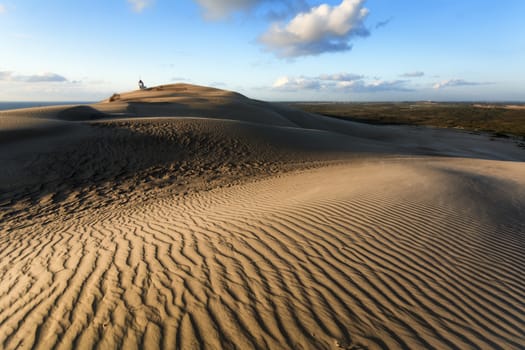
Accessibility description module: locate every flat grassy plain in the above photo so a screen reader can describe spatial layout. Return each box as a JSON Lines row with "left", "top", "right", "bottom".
{"left": 288, "top": 102, "right": 525, "bottom": 138}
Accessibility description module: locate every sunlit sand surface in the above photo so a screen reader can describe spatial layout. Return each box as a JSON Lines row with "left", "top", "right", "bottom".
{"left": 1, "top": 84, "right": 524, "bottom": 349}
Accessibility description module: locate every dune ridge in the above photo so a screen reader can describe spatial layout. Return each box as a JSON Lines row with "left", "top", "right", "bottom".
{"left": 1, "top": 84, "right": 524, "bottom": 349}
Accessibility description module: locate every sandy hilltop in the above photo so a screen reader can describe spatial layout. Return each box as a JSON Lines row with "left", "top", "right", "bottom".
{"left": 0, "top": 84, "right": 524, "bottom": 349}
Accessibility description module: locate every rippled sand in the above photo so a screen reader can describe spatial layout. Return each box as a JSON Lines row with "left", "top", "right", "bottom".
{"left": 1, "top": 84, "right": 524, "bottom": 349}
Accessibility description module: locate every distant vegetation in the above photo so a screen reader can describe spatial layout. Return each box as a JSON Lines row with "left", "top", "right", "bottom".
{"left": 288, "top": 102, "right": 525, "bottom": 138}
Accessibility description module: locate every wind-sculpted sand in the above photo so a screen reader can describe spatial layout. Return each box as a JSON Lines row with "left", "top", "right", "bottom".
{"left": 1, "top": 84, "right": 524, "bottom": 349}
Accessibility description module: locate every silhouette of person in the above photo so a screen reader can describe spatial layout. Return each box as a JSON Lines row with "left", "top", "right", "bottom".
{"left": 138, "top": 80, "right": 146, "bottom": 90}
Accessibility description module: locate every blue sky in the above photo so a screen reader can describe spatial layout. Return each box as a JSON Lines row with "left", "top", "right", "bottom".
{"left": 0, "top": 0, "right": 524, "bottom": 101}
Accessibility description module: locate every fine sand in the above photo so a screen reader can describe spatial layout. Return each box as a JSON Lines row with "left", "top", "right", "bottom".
{"left": 1, "top": 84, "right": 524, "bottom": 349}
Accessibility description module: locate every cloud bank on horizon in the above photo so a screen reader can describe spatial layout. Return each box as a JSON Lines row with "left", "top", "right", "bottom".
{"left": 273, "top": 74, "right": 411, "bottom": 93}
{"left": 0, "top": 71, "right": 68, "bottom": 83}
{"left": 433, "top": 79, "right": 493, "bottom": 90}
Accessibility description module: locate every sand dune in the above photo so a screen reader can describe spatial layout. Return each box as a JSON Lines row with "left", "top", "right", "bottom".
{"left": 1, "top": 84, "right": 524, "bottom": 349}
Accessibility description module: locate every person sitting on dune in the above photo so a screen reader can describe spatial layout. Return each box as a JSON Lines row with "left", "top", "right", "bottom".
{"left": 138, "top": 80, "right": 146, "bottom": 90}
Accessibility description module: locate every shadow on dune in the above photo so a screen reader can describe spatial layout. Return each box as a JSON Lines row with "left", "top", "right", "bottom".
{"left": 56, "top": 105, "right": 108, "bottom": 121}
{"left": 1, "top": 83, "right": 524, "bottom": 221}
{"left": 1, "top": 118, "right": 349, "bottom": 219}
{"left": 0, "top": 106, "right": 108, "bottom": 145}
{"left": 97, "top": 96, "right": 525, "bottom": 163}
{"left": 2, "top": 113, "right": 522, "bottom": 207}
{"left": 0, "top": 122, "right": 72, "bottom": 145}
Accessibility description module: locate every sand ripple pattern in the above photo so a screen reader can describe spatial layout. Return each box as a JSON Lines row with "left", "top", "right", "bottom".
{"left": 1, "top": 162, "right": 524, "bottom": 349}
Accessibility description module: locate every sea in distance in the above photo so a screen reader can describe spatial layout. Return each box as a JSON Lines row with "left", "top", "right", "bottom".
{"left": 0, "top": 102, "right": 95, "bottom": 111}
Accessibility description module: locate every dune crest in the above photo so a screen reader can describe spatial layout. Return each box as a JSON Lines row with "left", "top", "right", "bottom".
{"left": 1, "top": 84, "right": 524, "bottom": 349}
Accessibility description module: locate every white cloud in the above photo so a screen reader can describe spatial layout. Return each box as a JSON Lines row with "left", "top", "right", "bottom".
{"left": 433, "top": 79, "right": 492, "bottom": 89}
{"left": 272, "top": 73, "right": 411, "bottom": 93}
{"left": 273, "top": 76, "right": 321, "bottom": 91}
{"left": 0, "top": 4, "right": 6, "bottom": 14}
{"left": 0, "top": 71, "right": 68, "bottom": 83}
{"left": 260, "top": 0, "right": 370, "bottom": 57}
{"left": 128, "top": 0, "right": 154, "bottom": 13}
{"left": 400, "top": 71, "right": 424, "bottom": 78}
{"left": 124, "top": 1, "right": 372, "bottom": 58}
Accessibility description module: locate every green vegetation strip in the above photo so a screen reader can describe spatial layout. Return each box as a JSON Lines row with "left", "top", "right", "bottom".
{"left": 288, "top": 102, "right": 525, "bottom": 138}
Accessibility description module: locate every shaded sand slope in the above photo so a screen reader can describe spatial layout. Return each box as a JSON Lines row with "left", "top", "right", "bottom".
{"left": 1, "top": 84, "right": 524, "bottom": 349}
